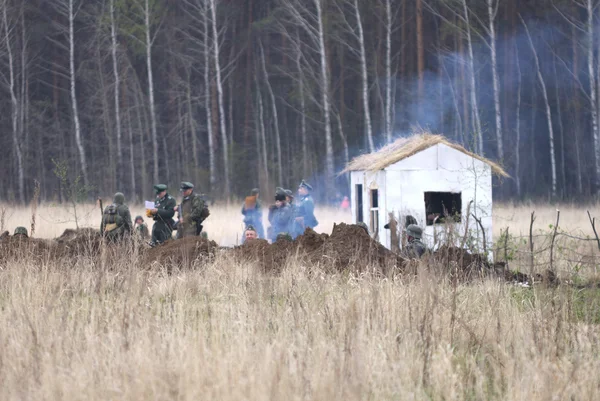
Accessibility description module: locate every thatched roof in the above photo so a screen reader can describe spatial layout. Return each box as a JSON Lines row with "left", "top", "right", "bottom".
{"left": 340, "top": 133, "right": 509, "bottom": 177}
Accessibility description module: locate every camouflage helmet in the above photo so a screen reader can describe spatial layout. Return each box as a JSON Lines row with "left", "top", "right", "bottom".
{"left": 201, "top": 232, "right": 208, "bottom": 239}
{"left": 406, "top": 224, "right": 423, "bottom": 240}
{"left": 113, "top": 192, "right": 125, "bottom": 205}
{"left": 356, "top": 222, "right": 369, "bottom": 234}
{"left": 135, "top": 215, "right": 144, "bottom": 223}
{"left": 14, "top": 226, "right": 28, "bottom": 237}
{"left": 276, "top": 232, "right": 293, "bottom": 241}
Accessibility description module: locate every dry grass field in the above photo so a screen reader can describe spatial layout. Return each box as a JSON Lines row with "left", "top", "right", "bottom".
{"left": 1, "top": 202, "right": 600, "bottom": 400}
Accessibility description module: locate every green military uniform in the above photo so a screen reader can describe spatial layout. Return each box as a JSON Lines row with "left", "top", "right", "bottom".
{"left": 402, "top": 224, "right": 427, "bottom": 259}
{"left": 177, "top": 182, "right": 208, "bottom": 238}
{"left": 100, "top": 192, "right": 132, "bottom": 243}
{"left": 134, "top": 216, "right": 150, "bottom": 240}
{"left": 150, "top": 184, "right": 176, "bottom": 246}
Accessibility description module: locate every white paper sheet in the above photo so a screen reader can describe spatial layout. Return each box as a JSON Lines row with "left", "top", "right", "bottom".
{"left": 144, "top": 201, "right": 155, "bottom": 209}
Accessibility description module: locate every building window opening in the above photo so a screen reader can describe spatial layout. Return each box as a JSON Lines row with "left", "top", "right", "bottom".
{"left": 424, "top": 192, "right": 462, "bottom": 226}
{"left": 370, "top": 189, "right": 379, "bottom": 236}
{"left": 355, "top": 184, "right": 363, "bottom": 223}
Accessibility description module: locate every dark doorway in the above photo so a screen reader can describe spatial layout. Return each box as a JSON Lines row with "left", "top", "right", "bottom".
{"left": 355, "top": 184, "right": 363, "bottom": 223}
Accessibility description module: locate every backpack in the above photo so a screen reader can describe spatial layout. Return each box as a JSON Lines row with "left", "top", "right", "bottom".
{"left": 103, "top": 204, "right": 122, "bottom": 231}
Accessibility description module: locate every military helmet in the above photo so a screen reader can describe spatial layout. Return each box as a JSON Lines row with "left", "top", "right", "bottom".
{"left": 356, "top": 222, "right": 369, "bottom": 234}
{"left": 14, "top": 226, "right": 28, "bottom": 237}
{"left": 135, "top": 215, "right": 144, "bottom": 223}
{"left": 113, "top": 192, "right": 125, "bottom": 205}
{"left": 406, "top": 224, "right": 423, "bottom": 240}
{"left": 201, "top": 232, "right": 208, "bottom": 239}
{"left": 251, "top": 188, "right": 260, "bottom": 195}
{"left": 180, "top": 181, "right": 194, "bottom": 191}
{"left": 154, "top": 184, "right": 167, "bottom": 194}
{"left": 276, "top": 233, "right": 293, "bottom": 241}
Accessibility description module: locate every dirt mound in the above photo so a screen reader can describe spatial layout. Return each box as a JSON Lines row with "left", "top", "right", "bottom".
{"left": 311, "top": 223, "right": 404, "bottom": 273}
{"left": 53, "top": 228, "right": 103, "bottom": 258}
{"left": 233, "top": 224, "right": 404, "bottom": 274}
{"left": 144, "top": 237, "right": 218, "bottom": 268}
{"left": 0, "top": 236, "right": 54, "bottom": 262}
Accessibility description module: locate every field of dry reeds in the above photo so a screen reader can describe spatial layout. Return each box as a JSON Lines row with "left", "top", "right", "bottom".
{"left": 0, "top": 202, "right": 599, "bottom": 400}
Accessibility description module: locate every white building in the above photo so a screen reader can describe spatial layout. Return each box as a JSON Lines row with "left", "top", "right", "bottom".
{"left": 341, "top": 134, "right": 509, "bottom": 255}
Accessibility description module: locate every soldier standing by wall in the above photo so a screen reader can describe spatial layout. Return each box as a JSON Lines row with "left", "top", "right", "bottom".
{"left": 175, "top": 182, "right": 209, "bottom": 239}
{"left": 148, "top": 184, "right": 176, "bottom": 247}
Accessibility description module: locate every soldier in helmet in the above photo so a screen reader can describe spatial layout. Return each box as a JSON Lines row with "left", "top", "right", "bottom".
{"left": 295, "top": 180, "right": 318, "bottom": 234}
{"left": 175, "top": 182, "right": 209, "bottom": 239}
{"left": 13, "top": 226, "right": 29, "bottom": 238}
{"left": 134, "top": 215, "right": 149, "bottom": 240}
{"left": 402, "top": 224, "right": 427, "bottom": 259}
{"left": 276, "top": 232, "right": 293, "bottom": 242}
{"left": 100, "top": 192, "right": 132, "bottom": 243}
{"left": 148, "top": 184, "right": 176, "bottom": 246}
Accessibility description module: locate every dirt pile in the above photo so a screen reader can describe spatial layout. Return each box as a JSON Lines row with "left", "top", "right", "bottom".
{"left": 0, "top": 236, "right": 54, "bottom": 262}
{"left": 144, "top": 237, "right": 218, "bottom": 268}
{"left": 53, "top": 228, "right": 103, "bottom": 258}
{"left": 233, "top": 224, "right": 404, "bottom": 274}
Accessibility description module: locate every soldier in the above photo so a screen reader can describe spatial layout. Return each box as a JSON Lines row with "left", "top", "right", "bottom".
{"left": 268, "top": 188, "right": 293, "bottom": 242}
{"left": 285, "top": 189, "right": 301, "bottom": 239}
{"left": 100, "top": 192, "right": 132, "bottom": 243}
{"left": 276, "top": 232, "right": 293, "bottom": 242}
{"left": 402, "top": 224, "right": 427, "bottom": 259}
{"left": 134, "top": 215, "right": 150, "bottom": 240}
{"left": 13, "top": 226, "right": 29, "bottom": 238}
{"left": 244, "top": 225, "right": 258, "bottom": 242}
{"left": 295, "top": 180, "right": 318, "bottom": 234}
{"left": 175, "top": 182, "right": 209, "bottom": 239}
{"left": 242, "top": 188, "right": 265, "bottom": 239}
{"left": 148, "top": 184, "right": 176, "bottom": 246}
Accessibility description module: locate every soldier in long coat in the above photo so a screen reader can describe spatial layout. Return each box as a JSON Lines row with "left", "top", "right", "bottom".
{"left": 295, "top": 180, "right": 318, "bottom": 234}
{"left": 176, "top": 181, "right": 208, "bottom": 238}
{"left": 149, "top": 184, "right": 176, "bottom": 246}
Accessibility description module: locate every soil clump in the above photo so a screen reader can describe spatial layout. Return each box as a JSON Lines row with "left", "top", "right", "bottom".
{"left": 144, "top": 236, "right": 218, "bottom": 268}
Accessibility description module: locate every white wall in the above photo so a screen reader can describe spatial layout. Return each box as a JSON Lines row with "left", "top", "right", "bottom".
{"left": 350, "top": 170, "right": 388, "bottom": 247}
{"left": 384, "top": 144, "right": 493, "bottom": 255}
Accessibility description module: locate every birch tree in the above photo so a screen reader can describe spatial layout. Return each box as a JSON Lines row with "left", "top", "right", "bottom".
{"left": 209, "top": 0, "right": 230, "bottom": 198}
{"left": 487, "top": 0, "right": 502, "bottom": 160}
{"left": 522, "top": 17, "right": 557, "bottom": 198}
{"left": 110, "top": 0, "right": 123, "bottom": 186}
{"left": 334, "top": 0, "right": 374, "bottom": 151}
{"left": 1, "top": 0, "right": 24, "bottom": 202}
{"left": 280, "top": 0, "right": 334, "bottom": 197}
{"left": 588, "top": 0, "right": 600, "bottom": 194}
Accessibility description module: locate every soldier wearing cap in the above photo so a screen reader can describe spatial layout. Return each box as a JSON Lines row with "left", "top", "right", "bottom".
{"left": 13, "top": 226, "right": 29, "bottom": 238}
{"left": 148, "top": 184, "right": 176, "bottom": 246}
{"left": 242, "top": 188, "right": 265, "bottom": 239}
{"left": 175, "top": 181, "right": 209, "bottom": 239}
{"left": 295, "top": 180, "right": 318, "bottom": 234}
{"left": 100, "top": 192, "right": 132, "bottom": 243}
{"left": 402, "top": 224, "right": 427, "bottom": 259}
{"left": 244, "top": 225, "right": 258, "bottom": 242}
{"left": 268, "top": 188, "right": 294, "bottom": 242}
{"left": 134, "top": 215, "right": 150, "bottom": 240}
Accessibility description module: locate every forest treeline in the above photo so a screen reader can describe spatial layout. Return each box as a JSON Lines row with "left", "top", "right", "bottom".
{"left": 0, "top": 0, "right": 598, "bottom": 203}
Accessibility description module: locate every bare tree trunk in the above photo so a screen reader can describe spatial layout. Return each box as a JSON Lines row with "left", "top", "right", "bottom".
{"left": 585, "top": 0, "right": 600, "bottom": 195}
{"left": 110, "top": 0, "right": 123, "bottom": 184}
{"left": 68, "top": 0, "right": 88, "bottom": 186}
{"left": 209, "top": 0, "right": 230, "bottom": 198}
{"left": 203, "top": 7, "right": 216, "bottom": 190}
{"left": 187, "top": 75, "right": 199, "bottom": 176}
{"left": 335, "top": 112, "right": 349, "bottom": 184}
{"left": 352, "top": 0, "right": 374, "bottom": 152}
{"left": 256, "top": 77, "right": 270, "bottom": 188}
{"left": 259, "top": 41, "right": 283, "bottom": 185}
{"left": 462, "top": 0, "right": 483, "bottom": 155}
{"left": 126, "top": 110, "right": 136, "bottom": 199}
{"left": 384, "top": 0, "right": 393, "bottom": 144}
{"left": 416, "top": 0, "right": 424, "bottom": 106}
{"left": 3, "top": 1, "right": 24, "bottom": 203}
{"left": 315, "top": 0, "right": 334, "bottom": 197}
{"left": 522, "top": 17, "right": 557, "bottom": 199}
{"left": 143, "top": 0, "right": 159, "bottom": 184}
{"left": 552, "top": 56, "right": 566, "bottom": 197}
{"left": 573, "top": 23, "right": 583, "bottom": 194}
{"left": 515, "top": 42, "right": 522, "bottom": 198}
{"left": 296, "top": 32, "right": 308, "bottom": 179}
{"left": 488, "top": 0, "right": 503, "bottom": 160}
